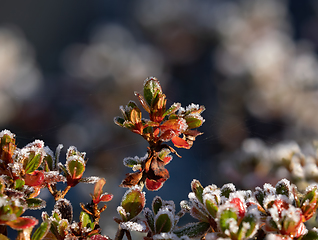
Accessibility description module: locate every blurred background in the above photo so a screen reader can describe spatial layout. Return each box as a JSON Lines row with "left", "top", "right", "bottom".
{"left": 1, "top": 0, "right": 318, "bottom": 236}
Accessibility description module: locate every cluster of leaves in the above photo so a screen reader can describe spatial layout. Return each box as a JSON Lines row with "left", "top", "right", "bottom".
{"left": 0, "top": 130, "right": 112, "bottom": 239}
{"left": 2, "top": 76, "right": 318, "bottom": 240}
{"left": 115, "top": 77, "right": 205, "bottom": 191}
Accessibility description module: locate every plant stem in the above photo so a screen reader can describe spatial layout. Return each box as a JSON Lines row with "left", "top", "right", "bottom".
{"left": 115, "top": 226, "right": 125, "bottom": 240}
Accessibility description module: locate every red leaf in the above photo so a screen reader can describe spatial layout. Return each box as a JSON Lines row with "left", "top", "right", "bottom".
{"left": 229, "top": 198, "right": 246, "bottom": 219}
{"left": 94, "top": 178, "right": 106, "bottom": 201}
{"left": 145, "top": 178, "right": 164, "bottom": 191}
{"left": 159, "top": 130, "right": 176, "bottom": 142}
{"left": 171, "top": 136, "right": 190, "bottom": 149}
{"left": 6, "top": 216, "right": 38, "bottom": 230}
{"left": 99, "top": 193, "right": 113, "bottom": 203}
{"left": 25, "top": 170, "right": 44, "bottom": 187}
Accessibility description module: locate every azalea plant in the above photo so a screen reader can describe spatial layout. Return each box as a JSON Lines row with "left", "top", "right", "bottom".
{"left": 0, "top": 77, "right": 317, "bottom": 240}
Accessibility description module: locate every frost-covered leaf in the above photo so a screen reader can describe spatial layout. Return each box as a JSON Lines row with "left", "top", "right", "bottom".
{"left": 173, "top": 222, "right": 210, "bottom": 238}
{"left": 123, "top": 156, "right": 142, "bottom": 168}
{"left": 66, "top": 156, "right": 85, "bottom": 180}
{"left": 26, "top": 198, "right": 46, "bottom": 210}
{"left": 25, "top": 154, "right": 42, "bottom": 174}
{"left": 171, "top": 136, "right": 190, "bottom": 149}
{"left": 204, "top": 197, "right": 218, "bottom": 218}
{"left": 237, "top": 211, "right": 259, "bottom": 239}
{"left": 145, "top": 178, "right": 165, "bottom": 191}
{"left": 31, "top": 220, "right": 51, "bottom": 240}
{"left": 184, "top": 116, "right": 204, "bottom": 129}
{"left": 191, "top": 180, "right": 204, "bottom": 204}
{"left": 163, "top": 103, "right": 181, "bottom": 117}
{"left": 90, "top": 235, "right": 110, "bottom": 240}
{"left": 121, "top": 187, "right": 146, "bottom": 221}
{"left": 221, "top": 183, "right": 236, "bottom": 198}
{"left": 153, "top": 196, "right": 163, "bottom": 215}
{"left": 114, "top": 116, "right": 125, "bottom": 127}
{"left": 144, "top": 208, "right": 155, "bottom": 232}
{"left": 93, "top": 178, "right": 106, "bottom": 201}
{"left": 143, "top": 77, "right": 162, "bottom": 107}
{"left": 155, "top": 213, "right": 173, "bottom": 233}
{"left": 54, "top": 199, "right": 73, "bottom": 223}
{"left": 57, "top": 219, "right": 68, "bottom": 237}
{"left": 80, "top": 211, "right": 94, "bottom": 229}
{"left": 25, "top": 171, "right": 44, "bottom": 187}
{"left": 6, "top": 216, "right": 38, "bottom": 230}
{"left": 219, "top": 208, "right": 238, "bottom": 234}
{"left": 275, "top": 179, "right": 290, "bottom": 197}
{"left": 120, "top": 220, "right": 147, "bottom": 232}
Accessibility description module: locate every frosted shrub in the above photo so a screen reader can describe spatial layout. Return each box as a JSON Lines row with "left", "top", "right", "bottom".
{"left": 0, "top": 77, "right": 317, "bottom": 240}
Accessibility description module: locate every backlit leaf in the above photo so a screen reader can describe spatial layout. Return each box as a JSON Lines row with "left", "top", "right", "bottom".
{"left": 121, "top": 187, "right": 146, "bottom": 220}
{"left": 25, "top": 154, "right": 42, "bottom": 174}
{"left": 7, "top": 216, "right": 38, "bottom": 230}
{"left": 143, "top": 77, "right": 162, "bottom": 107}
{"left": 155, "top": 213, "right": 172, "bottom": 233}
{"left": 31, "top": 220, "right": 50, "bottom": 240}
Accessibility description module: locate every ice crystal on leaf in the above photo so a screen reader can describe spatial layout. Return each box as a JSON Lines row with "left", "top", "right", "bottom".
{"left": 0, "top": 129, "right": 15, "bottom": 139}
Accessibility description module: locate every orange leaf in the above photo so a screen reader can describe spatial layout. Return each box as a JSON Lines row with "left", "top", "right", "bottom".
{"left": 171, "top": 136, "right": 190, "bottom": 149}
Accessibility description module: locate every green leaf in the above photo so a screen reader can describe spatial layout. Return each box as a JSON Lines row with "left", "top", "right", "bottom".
{"left": 221, "top": 183, "right": 236, "bottom": 198}
{"left": 66, "top": 158, "right": 85, "bottom": 179}
{"left": 25, "top": 154, "right": 42, "bottom": 174}
{"left": 237, "top": 213, "right": 258, "bottom": 239}
{"left": 158, "top": 149, "right": 171, "bottom": 162}
{"left": 121, "top": 188, "right": 145, "bottom": 221}
{"left": 152, "top": 196, "right": 163, "bottom": 215}
{"left": 155, "top": 213, "right": 172, "bottom": 233}
{"left": 14, "top": 178, "right": 25, "bottom": 190}
{"left": 219, "top": 209, "right": 238, "bottom": 233}
{"left": 163, "top": 103, "right": 181, "bottom": 117}
{"left": 144, "top": 208, "right": 155, "bottom": 232}
{"left": 191, "top": 180, "right": 204, "bottom": 204}
{"left": 80, "top": 211, "right": 93, "bottom": 228}
{"left": 275, "top": 179, "right": 290, "bottom": 197}
{"left": 114, "top": 116, "right": 125, "bottom": 127}
{"left": 31, "top": 220, "right": 50, "bottom": 240}
{"left": 57, "top": 219, "right": 68, "bottom": 238}
{"left": 26, "top": 198, "right": 46, "bottom": 210}
{"left": 43, "top": 155, "right": 54, "bottom": 171}
{"left": 185, "top": 116, "right": 203, "bottom": 129}
{"left": 123, "top": 157, "right": 140, "bottom": 168}
{"left": 205, "top": 198, "right": 218, "bottom": 218}
{"left": 93, "top": 178, "right": 106, "bottom": 200}
{"left": 174, "top": 222, "right": 210, "bottom": 238}
{"left": 143, "top": 77, "right": 162, "bottom": 107}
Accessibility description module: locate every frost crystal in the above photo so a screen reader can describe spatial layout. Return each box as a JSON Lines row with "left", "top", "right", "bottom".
{"left": 153, "top": 233, "right": 179, "bottom": 240}
{"left": 80, "top": 176, "right": 100, "bottom": 184}
{"left": 225, "top": 218, "right": 239, "bottom": 234}
{"left": 221, "top": 183, "right": 236, "bottom": 193}
{"left": 0, "top": 129, "right": 15, "bottom": 138}
{"left": 120, "top": 220, "right": 147, "bottom": 232}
